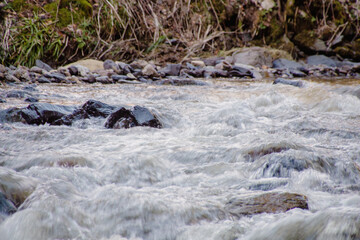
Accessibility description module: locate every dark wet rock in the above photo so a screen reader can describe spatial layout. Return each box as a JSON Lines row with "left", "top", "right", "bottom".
{"left": 104, "top": 59, "right": 120, "bottom": 73}
{"left": 25, "top": 97, "right": 39, "bottom": 103}
{"left": 260, "top": 155, "right": 308, "bottom": 178}
{"left": 68, "top": 65, "right": 79, "bottom": 76}
{"left": 273, "top": 78, "right": 304, "bottom": 88}
{"left": 228, "top": 66, "right": 253, "bottom": 78}
{"left": 289, "top": 69, "right": 307, "bottom": 77}
{"left": 204, "top": 67, "right": 228, "bottom": 78}
{"left": 105, "top": 106, "right": 162, "bottom": 129}
{"left": 21, "top": 103, "right": 75, "bottom": 125}
{"left": 80, "top": 75, "right": 96, "bottom": 84}
{"left": 52, "top": 99, "right": 117, "bottom": 125}
{"left": 44, "top": 72, "right": 67, "bottom": 83}
{"left": 226, "top": 192, "right": 308, "bottom": 217}
{"left": 105, "top": 107, "right": 136, "bottom": 129}
{"left": 80, "top": 99, "right": 116, "bottom": 118}
{"left": 0, "top": 98, "right": 6, "bottom": 103}
{"left": 23, "top": 84, "right": 37, "bottom": 92}
{"left": 273, "top": 58, "right": 304, "bottom": 70}
{"left": 307, "top": 55, "right": 337, "bottom": 67}
{"left": 158, "top": 64, "right": 182, "bottom": 76}
{"left": 0, "top": 108, "right": 23, "bottom": 123}
{"left": 35, "top": 59, "right": 53, "bottom": 72}
{"left": 37, "top": 76, "right": 51, "bottom": 83}
{"left": 202, "top": 57, "right": 224, "bottom": 66}
{"left": 183, "top": 68, "right": 205, "bottom": 78}
{"left": 157, "top": 78, "right": 207, "bottom": 86}
{"left": 6, "top": 90, "right": 28, "bottom": 98}
{"left": 96, "top": 76, "right": 113, "bottom": 84}
{"left": 111, "top": 74, "right": 131, "bottom": 82}
{"left": 0, "top": 192, "right": 17, "bottom": 216}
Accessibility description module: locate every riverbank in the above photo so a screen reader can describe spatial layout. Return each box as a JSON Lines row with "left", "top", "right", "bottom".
{"left": 1, "top": 47, "right": 360, "bottom": 91}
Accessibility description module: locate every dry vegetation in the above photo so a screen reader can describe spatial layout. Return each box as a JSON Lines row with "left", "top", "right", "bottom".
{"left": 1, "top": 0, "right": 360, "bottom": 67}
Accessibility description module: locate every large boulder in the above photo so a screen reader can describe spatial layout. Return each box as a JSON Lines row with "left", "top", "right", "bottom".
{"left": 52, "top": 100, "right": 117, "bottom": 126}
{"left": 231, "top": 47, "right": 291, "bottom": 68}
{"left": 65, "top": 59, "right": 104, "bottom": 72}
{"left": 105, "top": 106, "right": 162, "bottom": 129}
{"left": 20, "top": 103, "right": 75, "bottom": 125}
{"left": 226, "top": 192, "right": 308, "bottom": 217}
{"left": 307, "top": 55, "right": 337, "bottom": 67}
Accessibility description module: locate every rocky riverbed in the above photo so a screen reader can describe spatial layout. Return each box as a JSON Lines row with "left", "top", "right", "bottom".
{"left": 1, "top": 47, "right": 360, "bottom": 90}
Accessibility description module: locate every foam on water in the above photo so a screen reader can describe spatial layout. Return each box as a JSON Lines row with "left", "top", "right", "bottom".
{"left": 0, "top": 80, "right": 360, "bottom": 239}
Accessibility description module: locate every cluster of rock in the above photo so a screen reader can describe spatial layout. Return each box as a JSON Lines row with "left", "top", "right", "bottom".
{"left": 0, "top": 100, "right": 162, "bottom": 129}
{"left": 1, "top": 47, "right": 360, "bottom": 87}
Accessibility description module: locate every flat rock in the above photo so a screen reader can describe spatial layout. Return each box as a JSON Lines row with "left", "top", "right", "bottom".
{"left": 232, "top": 47, "right": 274, "bottom": 67}
{"left": 6, "top": 90, "right": 31, "bottom": 98}
{"left": 307, "top": 55, "right": 337, "bottom": 67}
{"left": 272, "top": 58, "right": 304, "bottom": 70}
{"left": 25, "top": 97, "right": 39, "bottom": 103}
{"left": 130, "top": 60, "right": 149, "bottom": 69}
{"left": 96, "top": 76, "right": 113, "bottom": 84}
{"left": 37, "top": 76, "right": 51, "bottom": 83}
{"left": 273, "top": 78, "right": 304, "bottom": 88}
{"left": 226, "top": 192, "right": 308, "bottom": 217}
{"left": 66, "top": 59, "right": 104, "bottom": 71}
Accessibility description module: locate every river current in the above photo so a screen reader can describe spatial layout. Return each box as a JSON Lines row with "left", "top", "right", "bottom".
{"left": 0, "top": 78, "right": 360, "bottom": 240}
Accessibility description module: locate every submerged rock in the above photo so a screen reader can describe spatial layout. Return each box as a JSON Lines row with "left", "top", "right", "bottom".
{"left": 0, "top": 192, "right": 17, "bottom": 215}
{"left": 273, "top": 78, "right": 304, "bottom": 88}
{"left": 226, "top": 192, "right": 308, "bottom": 217}
{"left": 105, "top": 106, "right": 162, "bottom": 129}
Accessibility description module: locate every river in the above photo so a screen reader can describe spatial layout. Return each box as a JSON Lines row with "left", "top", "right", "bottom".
{"left": 0, "top": 78, "right": 360, "bottom": 240}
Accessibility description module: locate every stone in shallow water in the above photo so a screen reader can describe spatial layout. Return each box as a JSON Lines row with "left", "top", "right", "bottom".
{"left": 273, "top": 78, "right": 304, "bottom": 88}
{"left": 226, "top": 192, "right": 308, "bottom": 217}
{"left": 158, "top": 64, "right": 182, "bottom": 76}
{"left": 21, "top": 103, "right": 75, "bottom": 125}
{"left": 307, "top": 55, "right": 337, "bottom": 67}
{"left": 0, "top": 192, "right": 16, "bottom": 215}
{"left": 24, "top": 97, "right": 39, "bottom": 103}
{"left": 52, "top": 100, "right": 117, "bottom": 126}
{"left": 105, "top": 106, "right": 162, "bottom": 129}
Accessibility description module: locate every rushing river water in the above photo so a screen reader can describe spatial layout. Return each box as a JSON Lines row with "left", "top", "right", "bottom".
{"left": 0, "top": 78, "right": 360, "bottom": 240}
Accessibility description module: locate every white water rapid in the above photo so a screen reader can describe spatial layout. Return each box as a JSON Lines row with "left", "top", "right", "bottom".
{"left": 0, "top": 78, "right": 360, "bottom": 240}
